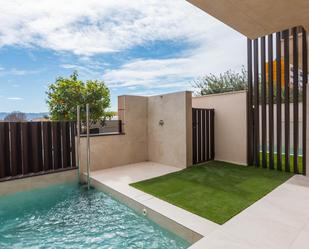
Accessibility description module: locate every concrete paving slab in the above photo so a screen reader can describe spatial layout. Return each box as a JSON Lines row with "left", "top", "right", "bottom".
{"left": 194, "top": 175, "right": 309, "bottom": 249}
{"left": 289, "top": 219, "right": 309, "bottom": 249}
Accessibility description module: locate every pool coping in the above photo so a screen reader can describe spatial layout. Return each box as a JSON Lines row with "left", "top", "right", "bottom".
{"left": 85, "top": 162, "right": 220, "bottom": 247}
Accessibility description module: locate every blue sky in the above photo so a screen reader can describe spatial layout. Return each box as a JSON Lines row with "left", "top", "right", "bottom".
{"left": 0, "top": 0, "right": 246, "bottom": 113}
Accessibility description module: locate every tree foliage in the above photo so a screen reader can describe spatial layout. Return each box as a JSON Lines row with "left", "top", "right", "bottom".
{"left": 105, "top": 111, "right": 117, "bottom": 120}
{"left": 192, "top": 67, "right": 248, "bottom": 96}
{"left": 4, "top": 111, "right": 27, "bottom": 122}
{"left": 46, "top": 71, "right": 111, "bottom": 121}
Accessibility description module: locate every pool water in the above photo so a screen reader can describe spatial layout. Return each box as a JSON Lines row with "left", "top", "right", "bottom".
{"left": 0, "top": 183, "right": 190, "bottom": 249}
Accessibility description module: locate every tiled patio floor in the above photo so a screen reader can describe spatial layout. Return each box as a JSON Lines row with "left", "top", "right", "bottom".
{"left": 89, "top": 161, "right": 219, "bottom": 244}
{"left": 189, "top": 175, "right": 309, "bottom": 249}
{"left": 90, "top": 163, "right": 309, "bottom": 249}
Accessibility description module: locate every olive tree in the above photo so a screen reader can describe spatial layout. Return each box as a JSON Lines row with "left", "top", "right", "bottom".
{"left": 192, "top": 67, "right": 248, "bottom": 96}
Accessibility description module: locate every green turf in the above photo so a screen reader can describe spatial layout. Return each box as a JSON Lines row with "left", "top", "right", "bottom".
{"left": 131, "top": 161, "right": 293, "bottom": 224}
{"left": 259, "top": 152, "right": 303, "bottom": 173}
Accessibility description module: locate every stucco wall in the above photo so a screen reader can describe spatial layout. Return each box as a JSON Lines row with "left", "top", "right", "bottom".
{"left": 263, "top": 102, "right": 303, "bottom": 155}
{"left": 80, "top": 91, "right": 192, "bottom": 172}
{"left": 148, "top": 91, "right": 192, "bottom": 168}
{"left": 192, "top": 91, "right": 248, "bottom": 165}
{"left": 306, "top": 88, "right": 309, "bottom": 176}
{"left": 80, "top": 95, "right": 148, "bottom": 172}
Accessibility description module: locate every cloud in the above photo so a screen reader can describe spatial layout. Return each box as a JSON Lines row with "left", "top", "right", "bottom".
{"left": 60, "top": 64, "right": 77, "bottom": 69}
{"left": 0, "top": 68, "right": 40, "bottom": 76}
{"left": 104, "top": 26, "right": 246, "bottom": 89}
{"left": 7, "top": 97, "right": 23, "bottom": 100}
{"left": 0, "top": 0, "right": 246, "bottom": 95}
{"left": 60, "top": 63, "right": 103, "bottom": 79}
{"left": 0, "top": 0, "right": 225, "bottom": 55}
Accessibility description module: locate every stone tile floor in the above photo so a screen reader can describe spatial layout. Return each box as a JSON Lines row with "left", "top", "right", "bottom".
{"left": 189, "top": 175, "right": 309, "bottom": 249}
{"left": 90, "top": 163, "right": 309, "bottom": 249}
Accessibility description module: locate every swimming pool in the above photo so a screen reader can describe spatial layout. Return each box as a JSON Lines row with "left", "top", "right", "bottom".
{"left": 0, "top": 183, "right": 190, "bottom": 249}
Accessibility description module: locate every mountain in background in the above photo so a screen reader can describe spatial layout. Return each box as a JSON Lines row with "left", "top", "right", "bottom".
{"left": 0, "top": 112, "right": 49, "bottom": 121}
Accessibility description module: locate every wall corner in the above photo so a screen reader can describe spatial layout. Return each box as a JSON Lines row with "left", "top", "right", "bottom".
{"left": 186, "top": 91, "right": 193, "bottom": 167}
{"left": 303, "top": 87, "right": 309, "bottom": 175}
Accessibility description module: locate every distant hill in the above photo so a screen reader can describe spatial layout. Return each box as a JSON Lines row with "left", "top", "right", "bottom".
{"left": 0, "top": 112, "right": 49, "bottom": 121}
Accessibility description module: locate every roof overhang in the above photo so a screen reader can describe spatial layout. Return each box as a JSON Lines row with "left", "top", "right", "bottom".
{"left": 186, "top": 0, "right": 309, "bottom": 39}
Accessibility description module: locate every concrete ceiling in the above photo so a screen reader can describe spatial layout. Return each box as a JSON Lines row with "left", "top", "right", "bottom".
{"left": 186, "top": 0, "right": 309, "bottom": 39}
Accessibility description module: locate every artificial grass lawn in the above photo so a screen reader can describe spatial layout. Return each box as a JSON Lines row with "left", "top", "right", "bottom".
{"left": 260, "top": 152, "right": 303, "bottom": 174}
{"left": 131, "top": 161, "right": 293, "bottom": 224}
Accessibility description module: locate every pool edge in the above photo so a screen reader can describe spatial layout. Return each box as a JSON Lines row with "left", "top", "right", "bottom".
{"left": 89, "top": 177, "right": 205, "bottom": 245}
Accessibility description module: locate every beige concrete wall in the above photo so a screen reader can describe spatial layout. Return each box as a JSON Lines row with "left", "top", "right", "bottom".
{"left": 148, "top": 91, "right": 192, "bottom": 168}
{"left": 304, "top": 88, "right": 309, "bottom": 176}
{"left": 192, "top": 91, "right": 248, "bottom": 165}
{"left": 0, "top": 169, "right": 77, "bottom": 196}
{"left": 263, "top": 102, "right": 304, "bottom": 155}
{"left": 80, "top": 91, "right": 192, "bottom": 172}
{"left": 186, "top": 93, "right": 193, "bottom": 167}
{"left": 285, "top": 33, "right": 309, "bottom": 73}
{"left": 80, "top": 95, "right": 148, "bottom": 172}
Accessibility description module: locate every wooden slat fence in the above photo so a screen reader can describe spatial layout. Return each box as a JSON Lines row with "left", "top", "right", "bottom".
{"left": 247, "top": 26, "right": 307, "bottom": 174}
{"left": 192, "top": 108, "right": 215, "bottom": 165}
{"left": 0, "top": 121, "right": 76, "bottom": 181}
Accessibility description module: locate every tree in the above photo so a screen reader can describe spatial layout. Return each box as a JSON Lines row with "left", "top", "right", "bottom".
{"left": 105, "top": 111, "right": 117, "bottom": 120}
{"left": 192, "top": 67, "right": 248, "bottom": 96}
{"left": 4, "top": 111, "right": 27, "bottom": 122}
{"left": 46, "top": 71, "right": 111, "bottom": 121}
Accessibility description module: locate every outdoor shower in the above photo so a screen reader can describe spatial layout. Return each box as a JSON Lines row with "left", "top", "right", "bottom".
{"left": 76, "top": 104, "right": 91, "bottom": 190}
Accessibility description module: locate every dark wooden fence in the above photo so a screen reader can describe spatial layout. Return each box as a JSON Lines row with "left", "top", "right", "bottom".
{"left": 192, "top": 108, "right": 215, "bottom": 164}
{"left": 247, "top": 26, "right": 307, "bottom": 174}
{"left": 0, "top": 121, "right": 76, "bottom": 181}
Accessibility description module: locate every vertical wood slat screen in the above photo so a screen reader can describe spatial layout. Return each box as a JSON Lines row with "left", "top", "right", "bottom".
{"left": 276, "top": 32, "right": 283, "bottom": 171}
{"left": 261, "top": 37, "right": 267, "bottom": 168}
{"left": 283, "top": 29, "right": 290, "bottom": 172}
{"left": 268, "top": 34, "right": 274, "bottom": 170}
{"left": 247, "top": 26, "right": 307, "bottom": 174}
{"left": 0, "top": 121, "right": 77, "bottom": 181}
{"left": 292, "top": 27, "right": 299, "bottom": 174}
{"left": 302, "top": 28, "right": 308, "bottom": 176}
{"left": 192, "top": 108, "right": 215, "bottom": 165}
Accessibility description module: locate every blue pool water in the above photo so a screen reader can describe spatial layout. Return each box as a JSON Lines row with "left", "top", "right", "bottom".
{"left": 0, "top": 183, "right": 190, "bottom": 249}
